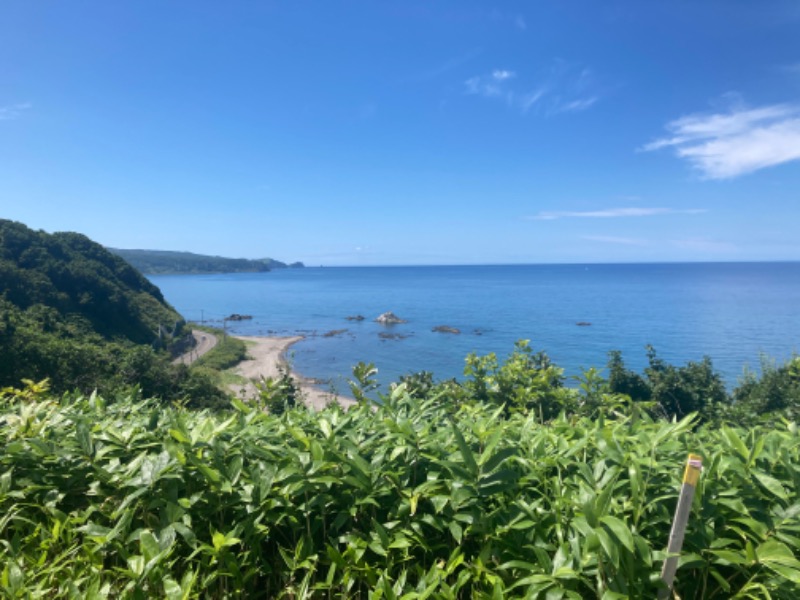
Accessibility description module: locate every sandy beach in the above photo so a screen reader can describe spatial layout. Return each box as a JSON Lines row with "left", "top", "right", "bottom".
{"left": 230, "top": 335, "right": 356, "bottom": 410}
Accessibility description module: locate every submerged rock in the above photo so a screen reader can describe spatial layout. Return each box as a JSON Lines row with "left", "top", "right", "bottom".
{"left": 432, "top": 325, "right": 461, "bottom": 334}
{"left": 576, "top": 321, "right": 592, "bottom": 327}
{"left": 322, "top": 329, "right": 348, "bottom": 338}
{"left": 345, "top": 315, "right": 365, "bottom": 321}
{"left": 378, "top": 332, "right": 410, "bottom": 341}
{"left": 375, "top": 311, "right": 407, "bottom": 325}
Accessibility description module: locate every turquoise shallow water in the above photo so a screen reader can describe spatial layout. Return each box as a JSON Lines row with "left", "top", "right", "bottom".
{"left": 149, "top": 263, "right": 800, "bottom": 394}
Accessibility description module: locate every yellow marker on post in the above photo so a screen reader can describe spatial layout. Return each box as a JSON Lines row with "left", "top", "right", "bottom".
{"left": 658, "top": 453, "right": 703, "bottom": 599}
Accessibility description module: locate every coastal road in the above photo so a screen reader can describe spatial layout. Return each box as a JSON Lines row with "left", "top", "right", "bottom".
{"left": 173, "top": 329, "right": 218, "bottom": 365}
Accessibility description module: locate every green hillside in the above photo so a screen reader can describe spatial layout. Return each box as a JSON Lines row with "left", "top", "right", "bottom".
{"left": 1, "top": 220, "right": 181, "bottom": 343}
{"left": 108, "top": 248, "right": 304, "bottom": 274}
{"left": 0, "top": 220, "right": 222, "bottom": 400}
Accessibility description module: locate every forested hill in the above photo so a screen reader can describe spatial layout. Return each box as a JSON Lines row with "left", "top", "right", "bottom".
{"left": 108, "top": 248, "right": 304, "bottom": 274}
{"left": 1, "top": 220, "right": 180, "bottom": 343}
{"left": 0, "top": 219, "right": 188, "bottom": 393}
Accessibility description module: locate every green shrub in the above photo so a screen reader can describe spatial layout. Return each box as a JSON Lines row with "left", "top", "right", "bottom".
{"left": 3, "top": 378, "right": 800, "bottom": 598}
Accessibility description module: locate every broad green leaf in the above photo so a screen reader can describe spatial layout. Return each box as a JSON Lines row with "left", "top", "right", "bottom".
{"left": 127, "top": 555, "right": 145, "bottom": 576}
{"left": 596, "top": 527, "right": 620, "bottom": 568}
{"left": 163, "top": 577, "right": 182, "bottom": 600}
{"left": 722, "top": 426, "right": 749, "bottom": 461}
{"left": 450, "top": 421, "right": 478, "bottom": 476}
{"left": 448, "top": 521, "right": 463, "bottom": 544}
{"left": 752, "top": 471, "right": 788, "bottom": 502}
{"left": 600, "top": 516, "right": 634, "bottom": 554}
{"left": 756, "top": 539, "right": 800, "bottom": 566}
{"left": 211, "top": 531, "right": 240, "bottom": 551}
{"left": 140, "top": 530, "right": 161, "bottom": 562}
{"left": 601, "top": 591, "right": 629, "bottom": 600}
{"left": 76, "top": 421, "right": 94, "bottom": 456}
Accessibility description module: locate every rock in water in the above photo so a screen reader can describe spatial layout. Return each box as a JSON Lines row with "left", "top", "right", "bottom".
{"left": 323, "top": 329, "right": 348, "bottom": 338}
{"left": 375, "top": 311, "right": 407, "bottom": 325}
{"left": 432, "top": 325, "right": 461, "bottom": 334}
{"left": 227, "top": 313, "right": 253, "bottom": 321}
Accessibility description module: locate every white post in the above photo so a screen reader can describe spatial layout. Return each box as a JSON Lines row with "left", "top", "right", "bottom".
{"left": 658, "top": 453, "right": 703, "bottom": 599}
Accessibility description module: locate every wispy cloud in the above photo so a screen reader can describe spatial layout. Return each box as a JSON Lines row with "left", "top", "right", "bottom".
{"left": 582, "top": 235, "right": 647, "bottom": 246}
{"left": 465, "top": 72, "right": 510, "bottom": 100}
{"left": 642, "top": 101, "right": 800, "bottom": 179}
{"left": 0, "top": 102, "right": 31, "bottom": 121}
{"left": 463, "top": 61, "right": 599, "bottom": 116}
{"left": 515, "top": 15, "right": 527, "bottom": 30}
{"left": 553, "top": 96, "right": 598, "bottom": 114}
{"left": 520, "top": 88, "right": 547, "bottom": 113}
{"left": 528, "top": 207, "right": 707, "bottom": 220}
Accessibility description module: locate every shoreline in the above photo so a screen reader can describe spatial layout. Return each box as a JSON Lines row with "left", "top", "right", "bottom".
{"left": 230, "top": 335, "right": 356, "bottom": 410}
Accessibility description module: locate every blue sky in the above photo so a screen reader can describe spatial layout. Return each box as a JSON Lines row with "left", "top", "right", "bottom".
{"left": 2, "top": 1, "right": 799, "bottom": 266}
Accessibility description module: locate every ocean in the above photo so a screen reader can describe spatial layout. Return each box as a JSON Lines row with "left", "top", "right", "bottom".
{"left": 149, "top": 263, "right": 800, "bottom": 394}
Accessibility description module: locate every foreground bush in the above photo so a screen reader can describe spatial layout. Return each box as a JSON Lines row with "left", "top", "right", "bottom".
{"left": 1, "top": 382, "right": 800, "bottom": 598}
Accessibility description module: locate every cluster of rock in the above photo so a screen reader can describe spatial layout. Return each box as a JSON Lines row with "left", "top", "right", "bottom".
{"left": 227, "top": 313, "right": 253, "bottom": 321}
{"left": 344, "top": 311, "right": 592, "bottom": 337}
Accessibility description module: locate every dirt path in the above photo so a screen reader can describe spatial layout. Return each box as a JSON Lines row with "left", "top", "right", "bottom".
{"left": 173, "top": 330, "right": 218, "bottom": 365}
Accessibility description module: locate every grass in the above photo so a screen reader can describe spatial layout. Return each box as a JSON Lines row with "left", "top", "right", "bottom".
{"left": 189, "top": 325, "right": 248, "bottom": 371}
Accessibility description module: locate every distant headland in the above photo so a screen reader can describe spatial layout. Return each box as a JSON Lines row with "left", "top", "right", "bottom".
{"left": 107, "top": 248, "right": 304, "bottom": 275}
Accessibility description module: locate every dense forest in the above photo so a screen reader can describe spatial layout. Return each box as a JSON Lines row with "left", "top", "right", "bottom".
{"left": 108, "top": 248, "right": 304, "bottom": 275}
{"left": 0, "top": 220, "right": 225, "bottom": 405}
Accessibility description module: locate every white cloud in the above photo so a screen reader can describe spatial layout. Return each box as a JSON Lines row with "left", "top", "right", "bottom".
{"left": 465, "top": 69, "right": 515, "bottom": 97}
{"left": 642, "top": 102, "right": 800, "bottom": 179}
{"left": 529, "top": 207, "right": 706, "bottom": 220}
{"left": 492, "top": 69, "right": 515, "bottom": 81}
{"left": 0, "top": 102, "right": 31, "bottom": 121}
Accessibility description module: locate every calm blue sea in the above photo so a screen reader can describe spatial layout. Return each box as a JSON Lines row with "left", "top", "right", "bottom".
{"left": 149, "top": 263, "right": 800, "bottom": 393}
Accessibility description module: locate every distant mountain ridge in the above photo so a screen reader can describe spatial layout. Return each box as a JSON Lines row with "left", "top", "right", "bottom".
{"left": 108, "top": 248, "right": 304, "bottom": 275}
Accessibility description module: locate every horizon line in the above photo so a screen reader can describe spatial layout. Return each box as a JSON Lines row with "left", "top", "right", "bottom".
{"left": 296, "top": 259, "right": 800, "bottom": 268}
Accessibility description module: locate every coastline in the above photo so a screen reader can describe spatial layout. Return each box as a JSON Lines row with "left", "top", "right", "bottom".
{"left": 230, "top": 335, "right": 356, "bottom": 410}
